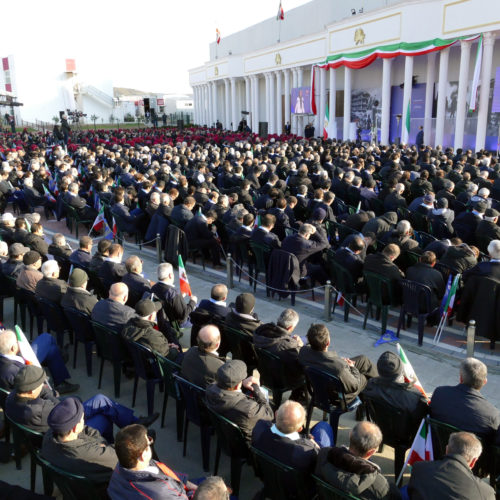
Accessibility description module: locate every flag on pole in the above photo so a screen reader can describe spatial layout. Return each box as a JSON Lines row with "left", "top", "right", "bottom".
{"left": 323, "top": 102, "right": 329, "bottom": 140}
{"left": 254, "top": 213, "right": 261, "bottom": 228}
{"left": 405, "top": 99, "right": 411, "bottom": 136}
{"left": 310, "top": 66, "right": 317, "bottom": 115}
{"left": 15, "top": 325, "right": 40, "bottom": 367}
{"left": 356, "top": 201, "right": 361, "bottom": 213}
{"left": 101, "top": 219, "right": 115, "bottom": 240}
{"left": 216, "top": 28, "right": 221, "bottom": 44}
{"left": 469, "top": 33, "right": 483, "bottom": 112}
{"left": 112, "top": 217, "right": 117, "bottom": 238}
{"left": 336, "top": 292, "right": 344, "bottom": 307}
{"left": 89, "top": 209, "right": 106, "bottom": 234}
{"left": 24, "top": 217, "right": 31, "bottom": 233}
{"left": 276, "top": 1, "right": 284, "bottom": 21}
{"left": 178, "top": 255, "right": 192, "bottom": 296}
{"left": 397, "top": 343, "right": 429, "bottom": 400}
{"left": 440, "top": 274, "right": 460, "bottom": 317}
{"left": 43, "top": 185, "right": 56, "bottom": 203}
{"left": 396, "top": 418, "right": 434, "bottom": 485}
{"left": 48, "top": 177, "right": 59, "bottom": 196}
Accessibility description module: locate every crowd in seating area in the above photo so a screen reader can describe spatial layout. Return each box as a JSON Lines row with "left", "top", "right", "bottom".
{"left": 0, "top": 125, "right": 499, "bottom": 498}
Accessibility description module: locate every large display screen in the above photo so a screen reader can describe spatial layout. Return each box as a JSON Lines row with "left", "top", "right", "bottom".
{"left": 291, "top": 86, "right": 311, "bottom": 114}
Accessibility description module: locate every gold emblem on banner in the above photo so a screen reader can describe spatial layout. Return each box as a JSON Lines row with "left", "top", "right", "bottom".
{"left": 275, "top": 53, "right": 282, "bottom": 65}
{"left": 214, "top": 66, "right": 219, "bottom": 76}
{"left": 354, "top": 28, "right": 366, "bottom": 45}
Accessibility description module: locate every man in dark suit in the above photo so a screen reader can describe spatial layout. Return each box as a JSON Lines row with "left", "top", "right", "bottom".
{"left": 463, "top": 239, "right": 500, "bottom": 283}
{"left": 13, "top": 217, "right": 30, "bottom": 245}
{"left": 196, "top": 284, "right": 230, "bottom": 318}
{"left": 98, "top": 243, "right": 126, "bottom": 289}
{"left": 22, "top": 177, "right": 52, "bottom": 211}
{"left": 24, "top": 223, "right": 49, "bottom": 258}
{"left": 475, "top": 209, "right": 500, "bottom": 252}
{"left": 364, "top": 243, "right": 404, "bottom": 287}
{"left": 120, "top": 255, "right": 151, "bottom": 307}
{"left": 333, "top": 235, "right": 365, "bottom": 286}
{"left": 250, "top": 214, "right": 281, "bottom": 249}
{"left": 111, "top": 188, "right": 139, "bottom": 234}
{"left": 181, "top": 325, "right": 225, "bottom": 388}
{"left": 61, "top": 268, "right": 98, "bottom": 316}
{"left": 91, "top": 282, "right": 136, "bottom": 333}
{"left": 408, "top": 432, "right": 495, "bottom": 500}
{"left": 170, "top": 196, "right": 195, "bottom": 228}
{"left": 35, "top": 259, "right": 68, "bottom": 304}
{"left": 406, "top": 250, "right": 445, "bottom": 309}
{"left": 430, "top": 357, "right": 500, "bottom": 444}
{"left": 298, "top": 324, "right": 378, "bottom": 404}
{"left": 69, "top": 235, "right": 93, "bottom": 269}
{"left": 452, "top": 200, "right": 486, "bottom": 244}
{"left": 282, "top": 223, "right": 329, "bottom": 278}
{"left": 64, "top": 182, "right": 97, "bottom": 221}
{"left": 184, "top": 210, "right": 221, "bottom": 267}
{"left": 268, "top": 198, "right": 291, "bottom": 240}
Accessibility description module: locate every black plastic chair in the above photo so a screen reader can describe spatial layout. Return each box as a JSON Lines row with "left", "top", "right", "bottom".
{"left": 173, "top": 374, "right": 212, "bottom": 472}
{"left": 63, "top": 307, "right": 95, "bottom": 377}
{"left": 224, "top": 326, "right": 257, "bottom": 374}
{"left": 53, "top": 255, "right": 72, "bottom": 282}
{"left": 413, "top": 231, "right": 437, "bottom": 249}
{"left": 0, "top": 386, "right": 11, "bottom": 446}
{"left": 328, "top": 253, "right": 358, "bottom": 323}
{"left": 63, "top": 202, "right": 93, "bottom": 239}
{"left": 87, "top": 269, "right": 108, "bottom": 299}
{"left": 396, "top": 280, "right": 433, "bottom": 346}
{"left": 156, "top": 353, "right": 183, "bottom": 441}
{"left": 124, "top": 340, "right": 163, "bottom": 416}
{"left": 313, "top": 474, "right": 362, "bottom": 499}
{"left": 363, "top": 271, "right": 397, "bottom": 336}
{"left": 18, "top": 288, "right": 44, "bottom": 340}
{"left": 362, "top": 394, "right": 416, "bottom": 480}
{"left": 304, "top": 365, "right": 361, "bottom": 445}
{"left": 235, "top": 239, "right": 254, "bottom": 285}
{"left": 490, "top": 445, "right": 500, "bottom": 492}
{"left": 206, "top": 406, "right": 250, "bottom": 497}
{"left": 5, "top": 274, "right": 21, "bottom": 326}
{"left": 255, "top": 346, "right": 306, "bottom": 409}
{"left": 249, "top": 241, "right": 271, "bottom": 294}
{"left": 251, "top": 446, "right": 310, "bottom": 500}
{"left": 411, "top": 212, "right": 431, "bottom": 233}
{"left": 91, "top": 321, "right": 126, "bottom": 398}
{"left": 37, "top": 297, "right": 70, "bottom": 347}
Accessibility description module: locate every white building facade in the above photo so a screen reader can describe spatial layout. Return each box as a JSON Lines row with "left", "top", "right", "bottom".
{"left": 189, "top": 0, "right": 500, "bottom": 151}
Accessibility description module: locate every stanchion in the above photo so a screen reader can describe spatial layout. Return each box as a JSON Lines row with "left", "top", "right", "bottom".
{"left": 156, "top": 233, "right": 162, "bottom": 264}
{"left": 466, "top": 319, "right": 476, "bottom": 358}
{"left": 226, "top": 253, "right": 234, "bottom": 289}
{"left": 324, "top": 280, "right": 332, "bottom": 321}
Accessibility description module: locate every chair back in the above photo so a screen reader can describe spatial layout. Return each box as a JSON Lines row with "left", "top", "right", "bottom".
{"left": 53, "top": 255, "right": 71, "bottom": 281}
{"left": 330, "top": 258, "right": 355, "bottom": 294}
{"left": 156, "top": 354, "right": 182, "bottom": 400}
{"left": 5, "top": 413, "right": 43, "bottom": 455}
{"left": 87, "top": 269, "right": 108, "bottom": 299}
{"left": 4, "top": 274, "right": 18, "bottom": 296}
{"left": 313, "top": 475, "right": 362, "bottom": 500}
{"left": 63, "top": 308, "right": 95, "bottom": 343}
{"left": 434, "top": 263, "right": 452, "bottom": 282}
{"left": 413, "top": 231, "right": 437, "bottom": 249}
{"left": 249, "top": 241, "right": 271, "bottom": 274}
{"left": 125, "top": 340, "right": 162, "bottom": 381}
{"left": 364, "top": 271, "right": 396, "bottom": 307}
{"left": 411, "top": 212, "right": 431, "bottom": 232}
{"left": 337, "top": 224, "right": 358, "bottom": 243}
{"left": 38, "top": 297, "right": 69, "bottom": 334}
{"left": 428, "top": 417, "right": 461, "bottom": 460}
{"left": 37, "top": 454, "right": 105, "bottom": 500}
{"left": 224, "top": 326, "right": 257, "bottom": 369}
{"left": 251, "top": 446, "right": 309, "bottom": 500}
{"left": 173, "top": 374, "right": 207, "bottom": 427}
{"left": 205, "top": 406, "right": 248, "bottom": 459}
{"left": 255, "top": 346, "right": 303, "bottom": 393}
{"left": 304, "top": 366, "right": 350, "bottom": 412}
{"left": 267, "top": 249, "right": 300, "bottom": 298}
{"left": 91, "top": 321, "right": 126, "bottom": 363}
{"left": 18, "top": 288, "right": 42, "bottom": 319}
{"left": 399, "top": 280, "right": 433, "bottom": 315}
{"left": 0, "top": 386, "right": 9, "bottom": 410}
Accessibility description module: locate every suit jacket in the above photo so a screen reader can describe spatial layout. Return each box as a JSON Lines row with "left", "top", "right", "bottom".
{"left": 463, "top": 261, "right": 500, "bottom": 283}
{"left": 122, "top": 272, "right": 151, "bottom": 306}
{"left": 69, "top": 249, "right": 92, "bottom": 268}
{"left": 170, "top": 204, "right": 194, "bottom": 229}
{"left": 23, "top": 186, "right": 46, "bottom": 207}
{"left": 35, "top": 276, "right": 67, "bottom": 304}
{"left": 98, "top": 260, "right": 127, "bottom": 288}
{"left": 184, "top": 215, "right": 215, "bottom": 242}
{"left": 250, "top": 227, "right": 281, "bottom": 249}
{"left": 24, "top": 234, "right": 49, "bottom": 257}
{"left": 452, "top": 211, "right": 482, "bottom": 244}
{"left": 150, "top": 281, "right": 196, "bottom": 324}
{"left": 282, "top": 232, "right": 329, "bottom": 276}
{"left": 13, "top": 228, "right": 29, "bottom": 245}
{"left": 180, "top": 346, "right": 225, "bottom": 388}
{"left": 91, "top": 298, "right": 136, "bottom": 333}
{"left": 0, "top": 355, "right": 24, "bottom": 390}
{"left": 363, "top": 253, "right": 403, "bottom": 282}
{"left": 61, "top": 287, "right": 98, "bottom": 317}
{"left": 334, "top": 248, "right": 364, "bottom": 283}
{"left": 430, "top": 383, "right": 500, "bottom": 443}
{"left": 196, "top": 299, "right": 230, "bottom": 318}
{"left": 268, "top": 208, "right": 291, "bottom": 240}
{"left": 111, "top": 202, "right": 136, "bottom": 233}
{"left": 406, "top": 262, "right": 445, "bottom": 308}
{"left": 252, "top": 420, "right": 318, "bottom": 473}
{"left": 408, "top": 454, "right": 495, "bottom": 500}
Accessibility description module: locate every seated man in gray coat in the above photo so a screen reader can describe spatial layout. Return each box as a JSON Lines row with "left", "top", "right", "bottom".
{"left": 91, "top": 282, "right": 136, "bottom": 333}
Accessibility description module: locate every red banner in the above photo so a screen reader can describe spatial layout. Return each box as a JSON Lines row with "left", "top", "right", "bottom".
{"left": 157, "top": 98, "right": 164, "bottom": 105}
{"left": 2, "top": 57, "right": 9, "bottom": 71}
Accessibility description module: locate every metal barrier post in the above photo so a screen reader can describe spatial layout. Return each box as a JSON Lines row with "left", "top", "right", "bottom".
{"left": 324, "top": 280, "right": 332, "bottom": 321}
{"left": 226, "top": 253, "right": 234, "bottom": 289}
{"left": 156, "top": 233, "right": 162, "bottom": 264}
{"left": 466, "top": 319, "right": 476, "bottom": 358}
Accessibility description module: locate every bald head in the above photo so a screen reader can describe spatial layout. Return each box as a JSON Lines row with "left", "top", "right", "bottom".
{"left": 0, "top": 329, "right": 18, "bottom": 356}
{"left": 109, "top": 282, "right": 129, "bottom": 304}
{"left": 276, "top": 401, "right": 306, "bottom": 434}
{"left": 211, "top": 284, "right": 228, "bottom": 302}
{"left": 197, "top": 325, "right": 221, "bottom": 352}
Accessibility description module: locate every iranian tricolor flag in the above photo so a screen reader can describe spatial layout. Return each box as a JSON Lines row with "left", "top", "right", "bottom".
{"left": 90, "top": 209, "right": 106, "bottom": 234}
{"left": 396, "top": 418, "right": 434, "bottom": 485}
{"left": 15, "top": 325, "right": 40, "bottom": 366}
{"left": 397, "top": 343, "right": 429, "bottom": 400}
{"left": 254, "top": 213, "right": 261, "bottom": 228}
{"left": 469, "top": 34, "right": 483, "bottom": 112}
{"left": 178, "top": 255, "right": 192, "bottom": 297}
{"left": 43, "top": 184, "right": 56, "bottom": 203}
{"left": 323, "top": 102, "right": 330, "bottom": 139}
{"left": 441, "top": 274, "right": 460, "bottom": 317}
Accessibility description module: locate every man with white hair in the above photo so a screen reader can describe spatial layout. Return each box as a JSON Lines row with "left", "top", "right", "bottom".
{"left": 463, "top": 239, "right": 500, "bottom": 283}
{"left": 380, "top": 219, "right": 421, "bottom": 254}
{"left": 475, "top": 209, "right": 500, "bottom": 251}
{"left": 383, "top": 183, "right": 407, "bottom": 212}
{"left": 48, "top": 233, "right": 72, "bottom": 258}
{"left": 35, "top": 259, "right": 68, "bottom": 304}
{"left": 0, "top": 212, "right": 15, "bottom": 244}
{"left": 409, "top": 432, "right": 495, "bottom": 499}
{"left": 91, "top": 282, "right": 136, "bottom": 333}
{"left": 0, "top": 241, "right": 8, "bottom": 263}
{"left": 22, "top": 176, "right": 50, "bottom": 211}
{"left": 63, "top": 182, "right": 98, "bottom": 222}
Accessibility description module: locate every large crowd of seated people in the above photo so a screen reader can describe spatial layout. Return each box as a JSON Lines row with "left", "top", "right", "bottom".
{"left": 0, "top": 125, "right": 499, "bottom": 498}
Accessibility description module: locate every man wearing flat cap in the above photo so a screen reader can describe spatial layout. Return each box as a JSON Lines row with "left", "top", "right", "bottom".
{"left": 61, "top": 268, "right": 98, "bottom": 316}
{"left": 121, "top": 299, "right": 180, "bottom": 359}
{"left": 362, "top": 351, "right": 429, "bottom": 434}
{"left": 16, "top": 250, "right": 43, "bottom": 293}
{"left": 205, "top": 359, "right": 273, "bottom": 442}
{"left": 2, "top": 242, "right": 29, "bottom": 278}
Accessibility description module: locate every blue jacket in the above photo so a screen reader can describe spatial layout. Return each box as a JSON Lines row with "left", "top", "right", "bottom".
{"left": 107, "top": 462, "right": 188, "bottom": 500}
{"left": 69, "top": 248, "right": 92, "bottom": 268}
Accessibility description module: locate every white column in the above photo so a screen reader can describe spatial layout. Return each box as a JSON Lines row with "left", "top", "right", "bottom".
{"left": 313, "top": 67, "right": 321, "bottom": 136}
{"left": 253, "top": 75, "right": 260, "bottom": 133}
{"left": 230, "top": 77, "right": 237, "bottom": 131}
{"left": 284, "top": 69, "right": 291, "bottom": 133}
{"left": 401, "top": 55, "right": 414, "bottom": 145}
{"left": 297, "top": 67, "right": 304, "bottom": 136}
{"left": 212, "top": 82, "right": 218, "bottom": 126}
{"left": 291, "top": 68, "right": 298, "bottom": 134}
{"left": 208, "top": 83, "right": 213, "bottom": 126}
{"left": 193, "top": 87, "right": 198, "bottom": 124}
{"left": 435, "top": 48, "right": 450, "bottom": 147}
{"left": 201, "top": 85, "right": 206, "bottom": 125}
{"left": 264, "top": 73, "right": 270, "bottom": 129}
{"left": 329, "top": 68, "right": 337, "bottom": 138}
{"left": 244, "top": 76, "right": 251, "bottom": 122}
{"left": 318, "top": 67, "right": 326, "bottom": 138}
{"left": 269, "top": 72, "right": 276, "bottom": 134}
{"left": 424, "top": 52, "right": 436, "bottom": 146}
{"left": 454, "top": 41, "right": 472, "bottom": 150}
{"left": 381, "top": 58, "right": 392, "bottom": 145}
{"left": 276, "top": 70, "right": 283, "bottom": 135}
{"left": 224, "top": 79, "right": 231, "bottom": 129}
{"left": 343, "top": 67, "right": 352, "bottom": 140}
{"left": 476, "top": 32, "right": 496, "bottom": 151}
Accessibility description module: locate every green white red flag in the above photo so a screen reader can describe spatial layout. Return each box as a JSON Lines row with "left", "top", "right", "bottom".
{"left": 178, "top": 255, "right": 192, "bottom": 297}
{"left": 323, "top": 103, "right": 329, "bottom": 139}
{"left": 90, "top": 208, "right": 106, "bottom": 234}
{"left": 15, "top": 325, "right": 40, "bottom": 366}
{"left": 397, "top": 343, "right": 429, "bottom": 401}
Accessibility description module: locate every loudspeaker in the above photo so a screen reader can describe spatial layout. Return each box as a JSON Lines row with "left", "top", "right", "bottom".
{"left": 259, "top": 121, "right": 268, "bottom": 138}
{"left": 143, "top": 98, "right": 150, "bottom": 113}
{"left": 177, "top": 120, "right": 184, "bottom": 130}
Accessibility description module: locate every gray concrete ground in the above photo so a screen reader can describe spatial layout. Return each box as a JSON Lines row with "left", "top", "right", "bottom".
{"left": 0, "top": 229, "right": 498, "bottom": 499}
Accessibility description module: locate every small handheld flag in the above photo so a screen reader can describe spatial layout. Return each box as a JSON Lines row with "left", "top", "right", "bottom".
{"left": 216, "top": 28, "right": 221, "bottom": 44}
{"left": 276, "top": 1, "right": 284, "bottom": 21}
{"left": 89, "top": 209, "right": 106, "bottom": 235}
{"left": 24, "top": 217, "right": 31, "bottom": 233}
{"left": 405, "top": 99, "right": 411, "bottom": 137}
{"left": 15, "top": 325, "right": 41, "bottom": 367}
{"left": 323, "top": 102, "right": 329, "bottom": 140}
{"left": 178, "top": 255, "right": 192, "bottom": 297}
{"left": 397, "top": 343, "right": 429, "bottom": 401}
{"left": 43, "top": 185, "right": 56, "bottom": 203}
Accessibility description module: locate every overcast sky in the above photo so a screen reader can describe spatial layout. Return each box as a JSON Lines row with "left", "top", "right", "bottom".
{"left": 2, "top": 0, "right": 310, "bottom": 95}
